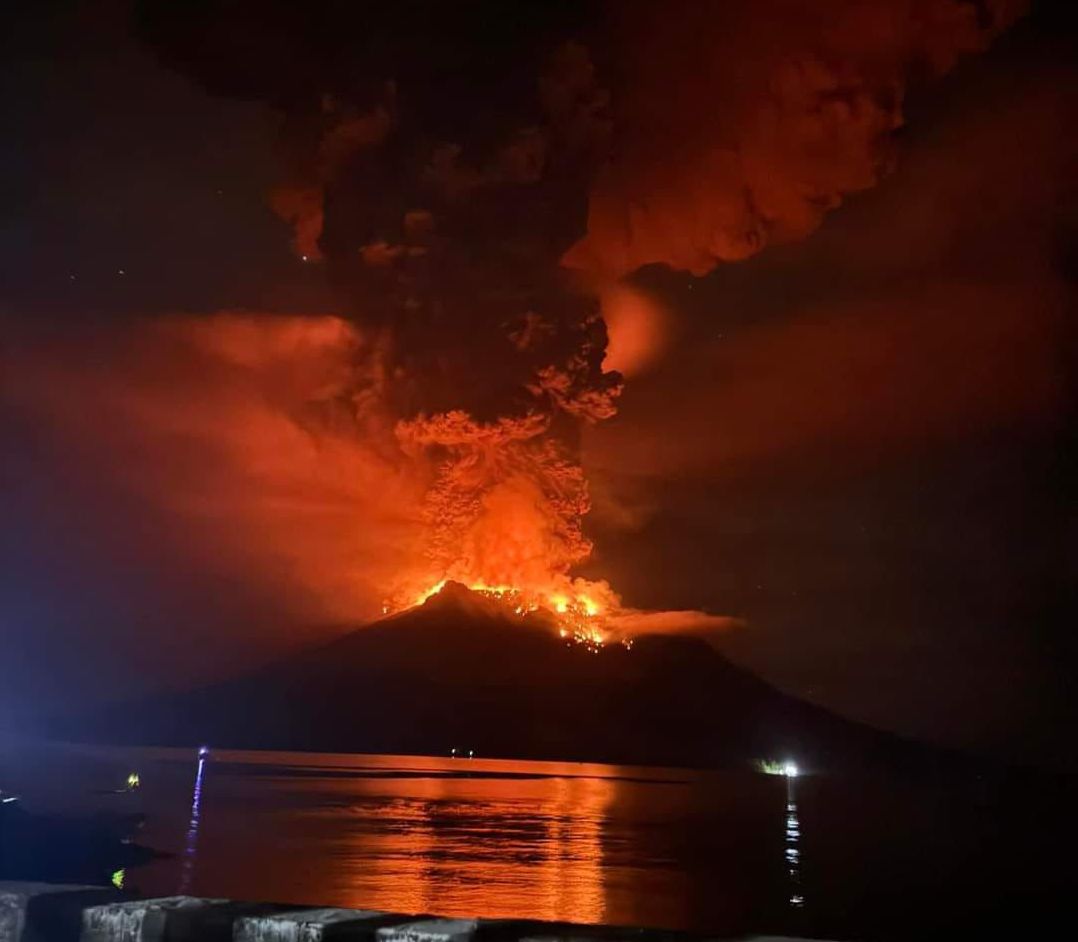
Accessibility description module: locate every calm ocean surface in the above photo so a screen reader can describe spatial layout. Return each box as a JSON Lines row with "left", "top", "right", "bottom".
{"left": 0, "top": 742, "right": 1071, "bottom": 939}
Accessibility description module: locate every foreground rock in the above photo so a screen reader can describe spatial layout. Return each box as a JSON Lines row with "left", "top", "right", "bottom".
{"left": 1, "top": 884, "right": 836, "bottom": 942}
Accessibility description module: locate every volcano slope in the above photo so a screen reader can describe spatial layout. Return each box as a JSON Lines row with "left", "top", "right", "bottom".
{"left": 70, "top": 583, "right": 965, "bottom": 775}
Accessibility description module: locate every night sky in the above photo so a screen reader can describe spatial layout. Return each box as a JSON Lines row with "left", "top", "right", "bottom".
{"left": 2, "top": 0, "right": 1074, "bottom": 768}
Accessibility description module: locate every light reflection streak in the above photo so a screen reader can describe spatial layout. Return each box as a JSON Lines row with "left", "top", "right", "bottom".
{"left": 785, "top": 777, "right": 804, "bottom": 909}
{"left": 178, "top": 751, "right": 207, "bottom": 894}
{"left": 535, "top": 775, "right": 609, "bottom": 923}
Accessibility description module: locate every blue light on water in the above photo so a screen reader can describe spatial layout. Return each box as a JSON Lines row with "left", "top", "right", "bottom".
{"left": 178, "top": 752, "right": 207, "bottom": 893}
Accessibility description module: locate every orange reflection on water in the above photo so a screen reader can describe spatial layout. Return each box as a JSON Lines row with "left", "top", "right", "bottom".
{"left": 312, "top": 757, "right": 615, "bottom": 924}
{"left": 121, "top": 750, "right": 697, "bottom": 927}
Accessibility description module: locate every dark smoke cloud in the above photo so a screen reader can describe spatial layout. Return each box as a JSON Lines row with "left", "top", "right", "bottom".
{"left": 128, "top": 0, "right": 1026, "bottom": 617}
{"left": 137, "top": 1, "right": 627, "bottom": 603}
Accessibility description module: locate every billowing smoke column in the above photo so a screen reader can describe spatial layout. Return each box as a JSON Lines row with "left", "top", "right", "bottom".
{"left": 255, "top": 18, "right": 625, "bottom": 619}
{"left": 134, "top": 0, "right": 1026, "bottom": 634}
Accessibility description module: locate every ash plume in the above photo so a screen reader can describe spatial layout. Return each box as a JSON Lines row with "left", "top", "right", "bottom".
{"left": 117, "top": 0, "right": 1028, "bottom": 624}
{"left": 223, "top": 4, "right": 626, "bottom": 606}
{"left": 567, "top": 0, "right": 1029, "bottom": 278}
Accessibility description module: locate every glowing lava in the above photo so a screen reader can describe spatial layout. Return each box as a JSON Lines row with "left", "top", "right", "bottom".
{"left": 394, "top": 579, "right": 611, "bottom": 652}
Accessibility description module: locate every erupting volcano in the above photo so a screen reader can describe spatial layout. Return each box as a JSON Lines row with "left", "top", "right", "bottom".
{"left": 389, "top": 400, "right": 622, "bottom": 649}
{"left": 389, "top": 325, "right": 627, "bottom": 650}
{"left": 5, "top": 0, "right": 1036, "bottom": 701}
{"left": 225, "top": 0, "right": 1024, "bottom": 652}
{"left": 259, "top": 8, "right": 630, "bottom": 642}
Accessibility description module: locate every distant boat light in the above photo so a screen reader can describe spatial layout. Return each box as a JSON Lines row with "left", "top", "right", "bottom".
{"left": 198, "top": 746, "right": 210, "bottom": 757}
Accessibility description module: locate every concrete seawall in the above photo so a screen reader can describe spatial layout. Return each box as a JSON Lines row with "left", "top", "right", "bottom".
{"left": 1, "top": 882, "right": 824, "bottom": 942}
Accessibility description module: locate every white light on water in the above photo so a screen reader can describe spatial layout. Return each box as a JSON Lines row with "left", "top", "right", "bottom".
{"left": 783, "top": 761, "right": 799, "bottom": 778}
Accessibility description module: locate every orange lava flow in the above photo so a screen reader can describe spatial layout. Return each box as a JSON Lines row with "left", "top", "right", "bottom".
{"left": 392, "top": 579, "right": 613, "bottom": 652}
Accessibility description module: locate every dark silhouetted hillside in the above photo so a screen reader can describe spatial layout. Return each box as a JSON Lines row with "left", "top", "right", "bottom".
{"left": 68, "top": 583, "right": 969, "bottom": 774}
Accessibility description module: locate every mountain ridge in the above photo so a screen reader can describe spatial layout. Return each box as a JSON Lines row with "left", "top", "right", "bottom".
{"left": 60, "top": 584, "right": 969, "bottom": 776}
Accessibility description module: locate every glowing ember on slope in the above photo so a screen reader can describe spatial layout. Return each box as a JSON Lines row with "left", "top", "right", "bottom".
{"left": 395, "top": 579, "right": 612, "bottom": 652}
